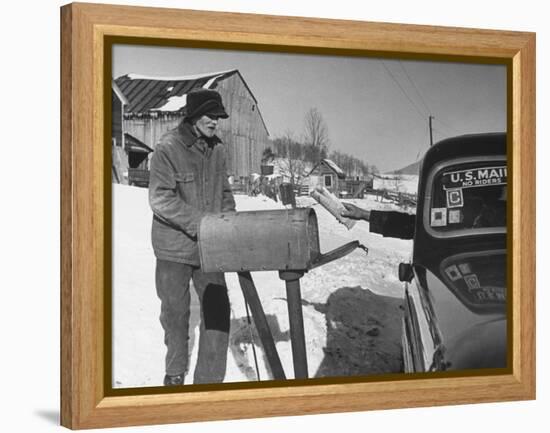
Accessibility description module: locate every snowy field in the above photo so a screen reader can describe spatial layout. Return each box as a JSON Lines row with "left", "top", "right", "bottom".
{"left": 112, "top": 184, "right": 413, "bottom": 388}
{"left": 373, "top": 174, "right": 419, "bottom": 195}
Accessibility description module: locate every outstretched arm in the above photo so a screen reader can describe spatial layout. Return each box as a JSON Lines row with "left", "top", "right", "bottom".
{"left": 341, "top": 202, "right": 415, "bottom": 240}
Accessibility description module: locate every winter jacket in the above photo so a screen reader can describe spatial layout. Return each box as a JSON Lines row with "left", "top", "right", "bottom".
{"left": 148, "top": 121, "right": 236, "bottom": 265}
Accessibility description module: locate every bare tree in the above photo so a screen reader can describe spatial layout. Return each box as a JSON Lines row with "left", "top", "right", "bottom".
{"left": 370, "top": 164, "right": 380, "bottom": 175}
{"left": 274, "top": 131, "right": 308, "bottom": 185}
{"left": 304, "top": 108, "right": 330, "bottom": 159}
{"left": 303, "top": 143, "right": 322, "bottom": 163}
{"left": 328, "top": 150, "right": 371, "bottom": 179}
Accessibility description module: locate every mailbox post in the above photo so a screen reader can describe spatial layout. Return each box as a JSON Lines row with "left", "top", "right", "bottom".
{"left": 279, "top": 183, "right": 297, "bottom": 208}
{"left": 280, "top": 270, "right": 308, "bottom": 378}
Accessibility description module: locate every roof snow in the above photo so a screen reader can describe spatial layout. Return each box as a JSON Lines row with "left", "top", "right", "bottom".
{"left": 112, "top": 82, "right": 128, "bottom": 105}
{"left": 202, "top": 76, "right": 220, "bottom": 89}
{"left": 322, "top": 159, "right": 345, "bottom": 177}
{"left": 151, "top": 94, "right": 188, "bottom": 112}
{"left": 149, "top": 74, "right": 226, "bottom": 112}
{"left": 126, "top": 69, "right": 237, "bottom": 82}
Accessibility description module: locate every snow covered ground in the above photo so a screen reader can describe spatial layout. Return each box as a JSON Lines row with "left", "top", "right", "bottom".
{"left": 112, "top": 184, "right": 413, "bottom": 388}
{"left": 373, "top": 174, "right": 419, "bottom": 195}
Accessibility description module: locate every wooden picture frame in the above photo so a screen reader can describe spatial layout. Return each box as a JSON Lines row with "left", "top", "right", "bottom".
{"left": 60, "top": 2, "right": 535, "bottom": 429}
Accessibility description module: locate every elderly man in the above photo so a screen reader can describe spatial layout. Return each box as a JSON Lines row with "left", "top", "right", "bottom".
{"left": 148, "top": 88, "right": 236, "bottom": 386}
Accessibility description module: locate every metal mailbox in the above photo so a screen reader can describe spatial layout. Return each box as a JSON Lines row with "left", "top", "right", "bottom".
{"left": 198, "top": 208, "right": 321, "bottom": 273}
{"left": 198, "top": 208, "right": 361, "bottom": 273}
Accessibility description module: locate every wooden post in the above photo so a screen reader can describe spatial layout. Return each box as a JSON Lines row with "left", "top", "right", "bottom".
{"left": 237, "top": 271, "right": 286, "bottom": 380}
{"left": 429, "top": 115, "right": 434, "bottom": 146}
{"left": 279, "top": 270, "right": 308, "bottom": 379}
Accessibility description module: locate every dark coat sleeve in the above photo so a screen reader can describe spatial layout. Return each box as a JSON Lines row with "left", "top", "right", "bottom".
{"left": 369, "top": 210, "right": 416, "bottom": 240}
{"left": 148, "top": 146, "right": 203, "bottom": 237}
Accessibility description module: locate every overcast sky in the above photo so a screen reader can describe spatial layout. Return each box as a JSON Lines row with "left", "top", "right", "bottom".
{"left": 113, "top": 44, "right": 506, "bottom": 172}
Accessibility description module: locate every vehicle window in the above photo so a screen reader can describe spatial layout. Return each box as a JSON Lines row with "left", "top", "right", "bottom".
{"left": 429, "top": 162, "right": 506, "bottom": 234}
{"left": 440, "top": 251, "right": 506, "bottom": 313}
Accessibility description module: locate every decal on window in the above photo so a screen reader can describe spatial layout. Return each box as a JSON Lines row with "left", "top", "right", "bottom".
{"left": 458, "top": 263, "right": 472, "bottom": 274}
{"left": 475, "top": 287, "right": 506, "bottom": 302}
{"left": 442, "top": 166, "right": 507, "bottom": 190}
{"left": 431, "top": 208, "right": 447, "bottom": 227}
{"left": 445, "top": 265, "right": 462, "bottom": 282}
{"left": 448, "top": 209, "right": 462, "bottom": 224}
{"left": 464, "top": 274, "right": 481, "bottom": 291}
{"left": 446, "top": 188, "right": 464, "bottom": 208}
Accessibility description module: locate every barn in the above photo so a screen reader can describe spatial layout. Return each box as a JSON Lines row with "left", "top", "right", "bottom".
{"left": 113, "top": 69, "right": 270, "bottom": 184}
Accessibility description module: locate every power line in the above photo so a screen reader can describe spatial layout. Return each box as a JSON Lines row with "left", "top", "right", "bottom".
{"left": 433, "top": 117, "right": 461, "bottom": 135}
{"left": 399, "top": 61, "right": 432, "bottom": 115}
{"left": 380, "top": 60, "right": 427, "bottom": 122}
{"left": 380, "top": 60, "right": 447, "bottom": 162}
{"left": 398, "top": 61, "right": 462, "bottom": 136}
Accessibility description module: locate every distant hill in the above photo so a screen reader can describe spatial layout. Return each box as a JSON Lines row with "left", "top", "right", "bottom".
{"left": 391, "top": 160, "right": 421, "bottom": 175}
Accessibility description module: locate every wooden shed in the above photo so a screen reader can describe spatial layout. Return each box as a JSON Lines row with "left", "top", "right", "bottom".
{"left": 307, "top": 159, "right": 346, "bottom": 195}
{"left": 113, "top": 69, "right": 270, "bottom": 180}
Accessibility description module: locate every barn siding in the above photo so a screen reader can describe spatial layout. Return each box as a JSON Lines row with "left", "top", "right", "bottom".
{"left": 214, "top": 74, "right": 269, "bottom": 178}
{"left": 123, "top": 116, "right": 180, "bottom": 150}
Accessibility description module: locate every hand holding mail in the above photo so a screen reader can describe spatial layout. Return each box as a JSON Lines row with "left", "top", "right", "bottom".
{"left": 341, "top": 202, "right": 370, "bottom": 221}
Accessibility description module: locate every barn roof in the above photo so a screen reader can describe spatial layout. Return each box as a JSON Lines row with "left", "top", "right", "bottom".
{"left": 114, "top": 69, "right": 237, "bottom": 113}
{"left": 114, "top": 69, "right": 269, "bottom": 135}
{"left": 308, "top": 159, "right": 346, "bottom": 179}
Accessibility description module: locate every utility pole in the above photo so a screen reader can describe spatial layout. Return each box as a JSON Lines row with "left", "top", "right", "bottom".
{"left": 429, "top": 115, "right": 434, "bottom": 146}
